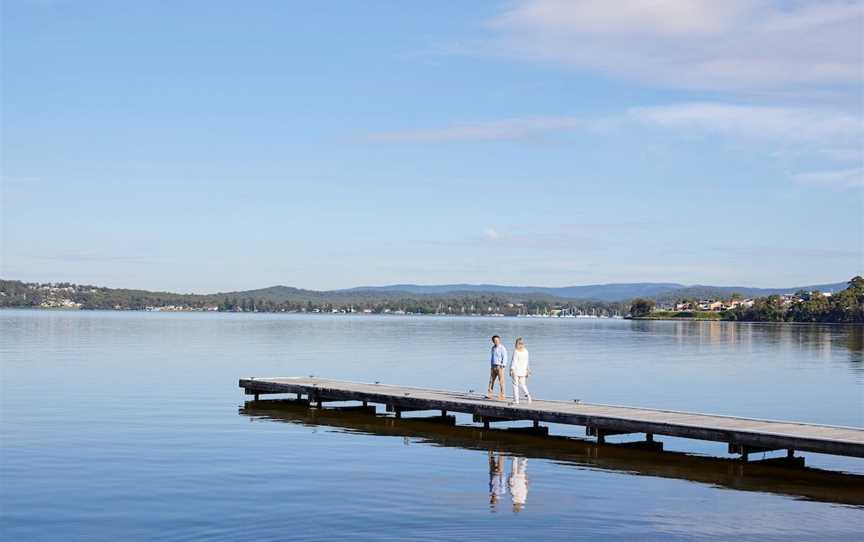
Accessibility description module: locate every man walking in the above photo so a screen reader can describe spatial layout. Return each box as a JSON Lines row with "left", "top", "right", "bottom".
{"left": 487, "top": 335, "right": 507, "bottom": 400}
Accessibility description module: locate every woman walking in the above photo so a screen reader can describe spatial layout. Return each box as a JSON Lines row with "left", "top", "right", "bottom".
{"left": 510, "top": 337, "right": 531, "bottom": 404}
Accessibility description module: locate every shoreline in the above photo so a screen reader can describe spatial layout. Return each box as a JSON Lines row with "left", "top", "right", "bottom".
{"left": 628, "top": 315, "right": 723, "bottom": 321}
{"left": 0, "top": 306, "right": 616, "bottom": 318}
{"left": 2, "top": 307, "right": 860, "bottom": 326}
{"left": 628, "top": 315, "right": 861, "bottom": 326}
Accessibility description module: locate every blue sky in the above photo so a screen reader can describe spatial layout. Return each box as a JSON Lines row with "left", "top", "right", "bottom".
{"left": 2, "top": 0, "right": 862, "bottom": 292}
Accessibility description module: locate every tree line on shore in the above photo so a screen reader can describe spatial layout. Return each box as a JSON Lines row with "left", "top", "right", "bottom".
{"left": 0, "top": 280, "right": 627, "bottom": 316}
{"left": 4, "top": 277, "right": 861, "bottom": 323}
{"left": 629, "top": 276, "right": 863, "bottom": 323}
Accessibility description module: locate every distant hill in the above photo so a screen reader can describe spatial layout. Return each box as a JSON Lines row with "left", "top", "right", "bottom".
{"left": 339, "top": 281, "right": 848, "bottom": 302}
{"left": 1, "top": 279, "right": 600, "bottom": 314}
{"left": 211, "top": 285, "right": 560, "bottom": 304}
{"left": 339, "top": 283, "right": 684, "bottom": 301}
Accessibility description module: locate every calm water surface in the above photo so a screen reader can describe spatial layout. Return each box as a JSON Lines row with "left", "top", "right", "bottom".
{"left": 1, "top": 310, "right": 862, "bottom": 541}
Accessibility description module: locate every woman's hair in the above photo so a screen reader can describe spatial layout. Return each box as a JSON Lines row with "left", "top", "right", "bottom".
{"left": 515, "top": 337, "right": 525, "bottom": 349}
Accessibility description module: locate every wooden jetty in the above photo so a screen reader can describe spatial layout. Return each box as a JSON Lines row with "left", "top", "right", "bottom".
{"left": 239, "top": 377, "right": 864, "bottom": 464}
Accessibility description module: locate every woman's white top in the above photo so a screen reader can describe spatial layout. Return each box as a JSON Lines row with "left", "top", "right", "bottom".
{"left": 510, "top": 349, "right": 530, "bottom": 377}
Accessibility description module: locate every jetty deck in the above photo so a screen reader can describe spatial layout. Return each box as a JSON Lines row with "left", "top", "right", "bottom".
{"left": 239, "top": 377, "right": 864, "bottom": 462}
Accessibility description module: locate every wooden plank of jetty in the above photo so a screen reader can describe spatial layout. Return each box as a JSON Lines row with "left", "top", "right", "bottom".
{"left": 238, "top": 377, "right": 864, "bottom": 461}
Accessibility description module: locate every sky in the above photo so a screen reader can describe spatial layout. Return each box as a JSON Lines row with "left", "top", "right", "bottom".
{"left": 1, "top": 0, "right": 863, "bottom": 293}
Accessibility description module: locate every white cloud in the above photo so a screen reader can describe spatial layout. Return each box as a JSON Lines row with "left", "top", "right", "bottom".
{"left": 361, "top": 116, "right": 583, "bottom": 143}
{"left": 629, "top": 103, "right": 863, "bottom": 142}
{"left": 483, "top": 227, "right": 501, "bottom": 240}
{"left": 362, "top": 104, "right": 862, "bottom": 147}
{"left": 487, "top": 0, "right": 864, "bottom": 89}
{"left": 792, "top": 167, "right": 864, "bottom": 188}
{"left": 492, "top": 0, "right": 750, "bottom": 36}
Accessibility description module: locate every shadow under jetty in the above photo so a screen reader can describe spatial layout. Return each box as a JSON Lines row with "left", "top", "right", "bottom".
{"left": 240, "top": 399, "right": 864, "bottom": 507}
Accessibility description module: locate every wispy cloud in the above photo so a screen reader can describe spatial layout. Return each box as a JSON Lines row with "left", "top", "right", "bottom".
{"left": 23, "top": 251, "right": 161, "bottom": 265}
{"left": 0, "top": 176, "right": 42, "bottom": 186}
{"left": 474, "top": 222, "right": 650, "bottom": 251}
{"left": 360, "top": 116, "right": 584, "bottom": 143}
{"left": 718, "top": 245, "right": 862, "bottom": 260}
{"left": 628, "top": 103, "right": 863, "bottom": 188}
{"left": 362, "top": 104, "right": 861, "bottom": 147}
{"left": 486, "top": 0, "right": 864, "bottom": 90}
{"left": 792, "top": 167, "right": 864, "bottom": 188}
{"left": 559, "top": 220, "right": 664, "bottom": 233}
{"left": 629, "top": 103, "right": 862, "bottom": 143}
{"left": 816, "top": 147, "right": 864, "bottom": 162}
{"left": 356, "top": 101, "right": 862, "bottom": 192}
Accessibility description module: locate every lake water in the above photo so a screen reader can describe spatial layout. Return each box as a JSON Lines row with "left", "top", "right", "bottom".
{"left": 1, "top": 310, "right": 862, "bottom": 541}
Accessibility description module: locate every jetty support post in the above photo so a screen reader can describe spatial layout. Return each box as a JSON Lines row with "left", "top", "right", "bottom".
{"left": 473, "top": 413, "right": 512, "bottom": 429}
{"left": 243, "top": 387, "right": 284, "bottom": 401}
{"left": 729, "top": 443, "right": 805, "bottom": 467}
{"left": 587, "top": 426, "right": 637, "bottom": 444}
{"left": 729, "top": 443, "right": 790, "bottom": 462}
{"left": 385, "top": 404, "right": 444, "bottom": 419}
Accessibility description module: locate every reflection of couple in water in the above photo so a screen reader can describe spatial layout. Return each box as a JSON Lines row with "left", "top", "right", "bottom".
{"left": 488, "top": 451, "right": 529, "bottom": 512}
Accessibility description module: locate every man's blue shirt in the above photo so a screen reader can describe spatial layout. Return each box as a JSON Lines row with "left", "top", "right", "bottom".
{"left": 490, "top": 345, "right": 507, "bottom": 367}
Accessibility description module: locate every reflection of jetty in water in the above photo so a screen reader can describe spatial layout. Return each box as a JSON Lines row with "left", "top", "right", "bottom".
{"left": 240, "top": 400, "right": 864, "bottom": 507}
